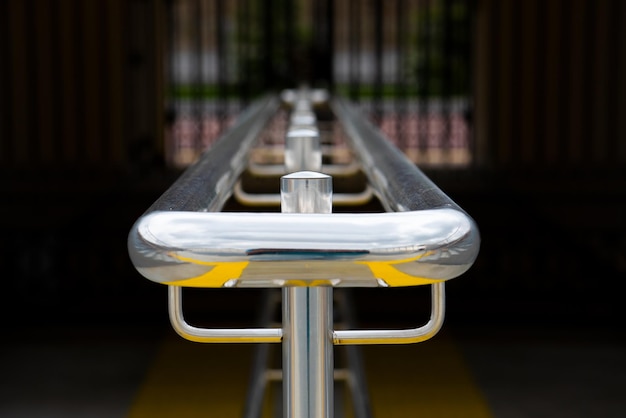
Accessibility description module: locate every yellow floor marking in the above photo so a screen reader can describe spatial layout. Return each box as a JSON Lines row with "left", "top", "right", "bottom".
{"left": 129, "top": 332, "right": 492, "bottom": 417}
{"left": 127, "top": 335, "right": 254, "bottom": 418}
{"left": 362, "top": 332, "right": 493, "bottom": 418}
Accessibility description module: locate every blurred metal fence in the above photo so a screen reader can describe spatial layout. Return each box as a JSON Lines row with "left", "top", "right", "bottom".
{"left": 165, "top": 0, "right": 473, "bottom": 168}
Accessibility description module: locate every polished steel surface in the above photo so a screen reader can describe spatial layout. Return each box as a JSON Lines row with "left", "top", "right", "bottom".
{"left": 233, "top": 181, "right": 373, "bottom": 207}
{"left": 333, "top": 282, "right": 445, "bottom": 345}
{"left": 144, "top": 95, "right": 279, "bottom": 213}
{"left": 281, "top": 171, "right": 334, "bottom": 418}
{"left": 167, "top": 286, "right": 283, "bottom": 343}
{"left": 129, "top": 96, "right": 479, "bottom": 289}
{"left": 281, "top": 171, "right": 332, "bottom": 214}
{"left": 290, "top": 110, "right": 317, "bottom": 126}
{"left": 332, "top": 97, "right": 463, "bottom": 212}
{"left": 246, "top": 160, "right": 361, "bottom": 177}
{"left": 129, "top": 208, "right": 477, "bottom": 287}
{"left": 283, "top": 287, "right": 334, "bottom": 417}
{"left": 285, "top": 127, "right": 322, "bottom": 172}
{"left": 281, "top": 88, "right": 330, "bottom": 107}
{"left": 127, "top": 92, "right": 477, "bottom": 352}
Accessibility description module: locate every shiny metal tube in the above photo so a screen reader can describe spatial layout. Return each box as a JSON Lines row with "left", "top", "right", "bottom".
{"left": 282, "top": 171, "right": 334, "bottom": 418}
{"left": 333, "top": 282, "right": 445, "bottom": 345}
{"left": 283, "top": 287, "right": 334, "bottom": 417}
{"left": 128, "top": 95, "right": 479, "bottom": 288}
{"left": 233, "top": 181, "right": 373, "bottom": 207}
{"left": 146, "top": 95, "right": 279, "bottom": 213}
{"left": 290, "top": 110, "right": 317, "bottom": 126}
{"left": 167, "top": 286, "right": 282, "bottom": 343}
{"left": 246, "top": 161, "right": 361, "bottom": 177}
{"left": 166, "top": 274, "right": 445, "bottom": 347}
{"left": 280, "top": 171, "right": 332, "bottom": 214}
{"left": 331, "top": 97, "right": 460, "bottom": 212}
{"left": 285, "top": 127, "right": 322, "bottom": 173}
{"left": 127, "top": 92, "right": 472, "bottom": 350}
{"left": 158, "top": 95, "right": 283, "bottom": 343}
{"left": 281, "top": 88, "right": 329, "bottom": 107}
{"left": 129, "top": 208, "right": 477, "bottom": 288}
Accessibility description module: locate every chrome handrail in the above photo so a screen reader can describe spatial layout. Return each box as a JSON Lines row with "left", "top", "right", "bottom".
{"left": 128, "top": 92, "right": 480, "bottom": 348}
{"left": 129, "top": 95, "right": 478, "bottom": 288}
{"left": 129, "top": 208, "right": 477, "bottom": 288}
{"left": 145, "top": 95, "right": 279, "bottom": 213}
{"left": 331, "top": 96, "right": 462, "bottom": 212}
{"left": 233, "top": 181, "right": 374, "bottom": 206}
{"left": 246, "top": 160, "right": 361, "bottom": 177}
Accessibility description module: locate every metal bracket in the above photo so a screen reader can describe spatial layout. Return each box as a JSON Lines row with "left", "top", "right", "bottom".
{"left": 167, "top": 282, "right": 445, "bottom": 345}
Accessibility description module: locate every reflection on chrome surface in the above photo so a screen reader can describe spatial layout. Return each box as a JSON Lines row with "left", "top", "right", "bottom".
{"left": 128, "top": 208, "right": 479, "bottom": 288}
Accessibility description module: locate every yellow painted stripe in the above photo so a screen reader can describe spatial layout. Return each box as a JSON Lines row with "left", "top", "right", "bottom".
{"left": 359, "top": 251, "right": 442, "bottom": 286}
{"left": 363, "top": 333, "right": 493, "bottom": 418}
{"left": 163, "top": 253, "right": 248, "bottom": 287}
{"left": 164, "top": 251, "right": 443, "bottom": 288}
{"left": 361, "top": 261, "right": 443, "bottom": 286}
{"left": 129, "top": 332, "right": 492, "bottom": 417}
{"left": 127, "top": 336, "right": 254, "bottom": 418}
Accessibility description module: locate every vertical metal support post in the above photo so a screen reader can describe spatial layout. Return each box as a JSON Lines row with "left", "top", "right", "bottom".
{"left": 281, "top": 172, "right": 334, "bottom": 418}
{"left": 290, "top": 99, "right": 317, "bottom": 126}
{"left": 285, "top": 127, "right": 322, "bottom": 173}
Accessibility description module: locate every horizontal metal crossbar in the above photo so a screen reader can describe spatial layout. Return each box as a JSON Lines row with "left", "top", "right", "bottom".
{"left": 130, "top": 208, "right": 476, "bottom": 288}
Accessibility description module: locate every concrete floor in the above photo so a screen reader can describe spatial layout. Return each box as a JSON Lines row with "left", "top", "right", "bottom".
{"left": 0, "top": 326, "right": 160, "bottom": 418}
{"left": 1, "top": 323, "right": 624, "bottom": 418}
{"left": 457, "top": 326, "right": 626, "bottom": 418}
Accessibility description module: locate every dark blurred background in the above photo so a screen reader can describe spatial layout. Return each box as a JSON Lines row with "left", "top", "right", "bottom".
{"left": 1, "top": 0, "right": 625, "bottom": 334}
